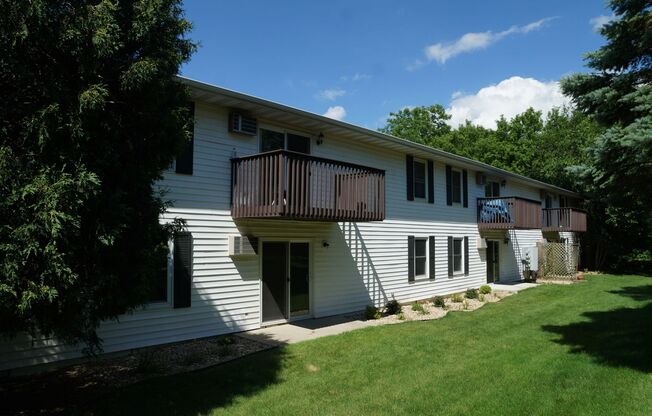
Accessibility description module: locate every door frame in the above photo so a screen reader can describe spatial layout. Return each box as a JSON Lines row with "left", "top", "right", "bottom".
{"left": 259, "top": 238, "right": 314, "bottom": 327}
{"left": 486, "top": 239, "right": 500, "bottom": 283}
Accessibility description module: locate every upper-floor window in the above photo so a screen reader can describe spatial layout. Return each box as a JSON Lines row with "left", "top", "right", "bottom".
{"left": 544, "top": 194, "right": 553, "bottom": 209}
{"left": 485, "top": 181, "right": 500, "bottom": 197}
{"left": 260, "top": 128, "right": 310, "bottom": 154}
{"left": 451, "top": 169, "right": 462, "bottom": 203}
{"left": 559, "top": 195, "right": 568, "bottom": 208}
{"left": 413, "top": 159, "right": 427, "bottom": 199}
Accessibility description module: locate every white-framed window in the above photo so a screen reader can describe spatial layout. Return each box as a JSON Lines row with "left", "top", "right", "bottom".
{"left": 414, "top": 237, "right": 428, "bottom": 278}
{"left": 413, "top": 159, "right": 427, "bottom": 199}
{"left": 260, "top": 128, "right": 310, "bottom": 154}
{"left": 451, "top": 168, "right": 462, "bottom": 203}
{"left": 452, "top": 237, "right": 463, "bottom": 274}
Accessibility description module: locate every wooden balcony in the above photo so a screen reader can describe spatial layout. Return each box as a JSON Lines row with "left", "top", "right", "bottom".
{"left": 231, "top": 150, "right": 385, "bottom": 221}
{"left": 477, "top": 197, "right": 542, "bottom": 230}
{"left": 542, "top": 208, "right": 587, "bottom": 232}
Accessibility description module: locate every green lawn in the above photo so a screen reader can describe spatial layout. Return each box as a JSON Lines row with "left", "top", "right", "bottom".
{"left": 94, "top": 274, "right": 652, "bottom": 415}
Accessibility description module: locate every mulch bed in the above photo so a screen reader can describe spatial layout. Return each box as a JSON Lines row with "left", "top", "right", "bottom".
{"left": 0, "top": 334, "right": 272, "bottom": 415}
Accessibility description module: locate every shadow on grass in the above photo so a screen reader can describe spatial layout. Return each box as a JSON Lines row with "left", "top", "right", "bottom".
{"left": 542, "top": 285, "right": 652, "bottom": 373}
{"left": 90, "top": 346, "right": 287, "bottom": 415}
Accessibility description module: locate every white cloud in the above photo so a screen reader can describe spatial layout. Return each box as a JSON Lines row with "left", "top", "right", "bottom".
{"left": 446, "top": 76, "right": 570, "bottom": 129}
{"left": 340, "top": 73, "right": 372, "bottom": 82}
{"left": 317, "top": 88, "right": 346, "bottom": 101}
{"left": 352, "top": 72, "right": 372, "bottom": 81}
{"left": 420, "top": 17, "right": 556, "bottom": 65}
{"left": 589, "top": 14, "right": 615, "bottom": 33}
{"left": 323, "top": 106, "right": 347, "bottom": 121}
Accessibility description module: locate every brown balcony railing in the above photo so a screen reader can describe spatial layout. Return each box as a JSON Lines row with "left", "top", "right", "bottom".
{"left": 477, "top": 197, "right": 542, "bottom": 229}
{"left": 231, "top": 150, "right": 385, "bottom": 221}
{"left": 542, "top": 208, "right": 587, "bottom": 232}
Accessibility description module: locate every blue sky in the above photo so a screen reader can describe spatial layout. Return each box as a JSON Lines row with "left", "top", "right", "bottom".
{"left": 180, "top": 1, "right": 612, "bottom": 129}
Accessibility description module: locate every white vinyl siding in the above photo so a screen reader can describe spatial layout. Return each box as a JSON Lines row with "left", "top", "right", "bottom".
{"left": 0, "top": 98, "right": 575, "bottom": 372}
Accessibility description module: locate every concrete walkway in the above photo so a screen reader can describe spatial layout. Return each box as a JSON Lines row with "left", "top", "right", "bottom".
{"left": 238, "top": 282, "right": 538, "bottom": 346}
{"left": 237, "top": 312, "right": 370, "bottom": 346}
{"left": 489, "top": 281, "right": 538, "bottom": 292}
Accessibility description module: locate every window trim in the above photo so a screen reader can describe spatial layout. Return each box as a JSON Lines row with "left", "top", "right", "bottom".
{"left": 451, "top": 237, "right": 464, "bottom": 275}
{"left": 259, "top": 126, "right": 311, "bottom": 154}
{"left": 451, "top": 168, "right": 463, "bottom": 204}
{"left": 412, "top": 158, "right": 427, "bottom": 201}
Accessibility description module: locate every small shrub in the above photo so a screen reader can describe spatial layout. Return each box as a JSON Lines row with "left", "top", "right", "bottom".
{"left": 432, "top": 296, "right": 446, "bottom": 308}
{"left": 465, "top": 288, "right": 479, "bottom": 299}
{"left": 463, "top": 300, "right": 469, "bottom": 310}
{"left": 479, "top": 285, "right": 492, "bottom": 294}
{"left": 217, "top": 335, "right": 235, "bottom": 347}
{"left": 365, "top": 305, "right": 381, "bottom": 320}
{"left": 397, "top": 312, "right": 405, "bottom": 321}
{"left": 451, "top": 293, "right": 464, "bottom": 303}
{"left": 133, "top": 350, "right": 163, "bottom": 374}
{"left": 385, "top": 299, "right": 401, "bottom": 315}
{"left": 181, "top": 350, "right": 204, "bottom": 366}
{"left": 479, "top": 293, "right": 485, "bottom": 302}
{"left": 411, "top": 302, "right": 427, "bottom": 315}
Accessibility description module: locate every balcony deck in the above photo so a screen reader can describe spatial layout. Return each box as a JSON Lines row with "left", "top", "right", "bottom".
{"left": 231, "top": 150, "right": 385, "bottom": 222}
{"left": 477, "top": 197, "right": 543, "bottom": 230}
{"left": 542, "top": 208, "right": 587, "bottom": 232}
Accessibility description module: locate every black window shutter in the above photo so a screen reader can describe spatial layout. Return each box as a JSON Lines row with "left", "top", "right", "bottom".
{"left": 406, "top": 155, "right": 414, "bottom": 201}
{"left": 176, "top": 102, "right": 195, "bottom": 174}
{"left": 408, "top": 236, "right": 415, "bottom": 282}
{"left": 429, "top": 236, "right": 435, "bottom": 279}
{"left": 427, "top": 160, "right": 434, "bottom": 204}
{"left": 173, "top": 232, "right": 192, "bottom": 308}
{"left": 462, "top": 169, "right": 468, "bottom": 208}
{"left": 446, "top": 165, "right": 453, "bottom": 206}
{"left": 464, "top": 236, "right": 469, "bottom": 276}
{"left": 447, "top": 236, "right": 453, "bottom": 277}
{"left": 493, "top": 181, "right": 500, "bottom": 197}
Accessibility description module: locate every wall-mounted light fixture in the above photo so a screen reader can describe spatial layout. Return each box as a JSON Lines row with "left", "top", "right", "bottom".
{"left": 503, "top": 237, "right": 510, "bottom": 244}
{"left": 322, "top": 240, "right": 330, "bottom": 248}
{"left": 316, "top": 132, "right": 324, "bottom": 145}
{"left": 501, "top": 179, "right": 507, "bottom": 187}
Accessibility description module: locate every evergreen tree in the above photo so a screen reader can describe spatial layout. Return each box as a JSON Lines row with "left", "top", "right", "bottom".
{"left": 0, "top": 0, "right": 195, "bottom": 351}
{"left": 561, "top": 0, "right": 652, "bottom": 271}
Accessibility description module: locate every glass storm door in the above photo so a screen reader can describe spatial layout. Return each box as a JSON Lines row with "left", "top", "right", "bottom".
{"left": 262, "top": 242, "right": 310, "bottom": 323}
{"left": 262, "top": 242, "right": 288, "bottom": 322}
{"left": 289, "top": 243, "right": 310, "bottom": 317}
{"left": 486, "top": 241, "right": 500, "bottom": 283}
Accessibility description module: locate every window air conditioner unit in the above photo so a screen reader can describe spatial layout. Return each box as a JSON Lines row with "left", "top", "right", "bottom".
{"left": 229, "top": 112, "right": 258, "bottom": 136}
{"left": 228, "top": 235, "right": 258, "bottom": 257}
{"left": 476, "top": 172, "right": 487, "bottom": 185}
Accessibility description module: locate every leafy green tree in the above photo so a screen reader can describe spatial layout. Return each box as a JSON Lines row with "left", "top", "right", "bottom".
{"left": 0, "top": 0, "right": 195, "bottom": 352}
{"left": 561, "top": 0, "right": 652, "bottom": 271}
{"left": 380, "top": 105, "right": 453, "bottom": 149}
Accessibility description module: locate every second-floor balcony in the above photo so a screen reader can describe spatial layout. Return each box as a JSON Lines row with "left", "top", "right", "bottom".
{"left": 477, "top": 197, "right": 543, "bottom": 230}
{"left": 231, "top": 150, "right": 385, "bottom": 222}
{"left": 542, "top": 208, "right": 587, "bottom": 232}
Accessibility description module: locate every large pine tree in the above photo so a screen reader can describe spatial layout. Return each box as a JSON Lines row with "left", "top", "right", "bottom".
{"left": 561, "top": 0, "right": 652, "bottom": 271}
{"left": 0, "top": 1, "right": 195, "bottom": 351}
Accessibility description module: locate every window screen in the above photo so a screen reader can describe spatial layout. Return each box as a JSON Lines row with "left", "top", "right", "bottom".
{"left": 415, "top": 238, "right": 427, "bottom": 277}
{"left": 453, "top": 238, "right": 463, "bottom": 272}
{"left": 287, "top": 133, "right": 310, "bottom": 154}
{"left": 414, "top": 161, "right": 426, "bottom": 199}
{"left": 261, "top": 129, "right": 285, "bottom": 152}
{"left": 452, "top": 170, "right": 462, "bottom": 203}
